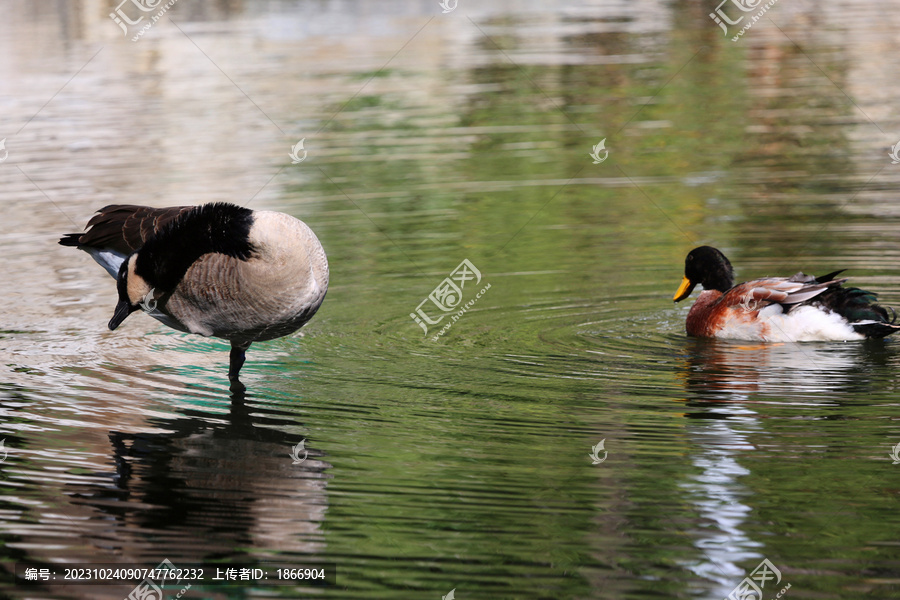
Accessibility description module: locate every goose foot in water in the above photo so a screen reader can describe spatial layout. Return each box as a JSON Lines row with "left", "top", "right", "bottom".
{"left": 229, "top": 342, "right": 250, "bottom": 392}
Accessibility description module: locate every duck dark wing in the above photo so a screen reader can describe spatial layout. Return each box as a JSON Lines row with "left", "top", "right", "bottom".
{"left": 58, "top": 205, "right": 193, "bottom": 254}
{"left": 723, "top": 276, "right": 848, "bottom": 308}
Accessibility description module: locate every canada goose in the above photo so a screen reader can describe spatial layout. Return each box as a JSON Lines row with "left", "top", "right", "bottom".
{"left": 59, "top": 202, "right": 328, "bottom": 389}
{"left": 673, "top": 246, "right": 900, "bottom": 341}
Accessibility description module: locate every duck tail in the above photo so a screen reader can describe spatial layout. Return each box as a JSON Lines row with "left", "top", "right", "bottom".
{"left": 816, "top": 286, "right": 900, "bottom": 339}
{"left": 851, "top": 305, "right": 900, "bottom": 339}
{"left": 853, "top": 322, "right": 900, "bottom": 338}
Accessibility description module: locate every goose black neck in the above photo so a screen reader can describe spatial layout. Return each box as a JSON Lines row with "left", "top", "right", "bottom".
{"left": 133, "top": 203, "right": 255, "bottom": 293}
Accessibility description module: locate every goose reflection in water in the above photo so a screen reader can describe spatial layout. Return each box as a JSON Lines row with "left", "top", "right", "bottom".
{"left": 1, "top": 387, "right": 330, "bottom": 599}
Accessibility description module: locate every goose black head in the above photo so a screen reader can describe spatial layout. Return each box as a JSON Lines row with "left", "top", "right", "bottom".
{"left": 673, "top": 246, "right": 735, "bottom": 302}
{"left": 109, "top": 254, "right": 154, "bottom": 330}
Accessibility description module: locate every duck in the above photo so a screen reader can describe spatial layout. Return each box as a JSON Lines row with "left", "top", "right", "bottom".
{"left": 59, "top": 202, "right": 329, "bottom": 389}
{"left": 673, "top": 246, "right": 900, "bottom": 341}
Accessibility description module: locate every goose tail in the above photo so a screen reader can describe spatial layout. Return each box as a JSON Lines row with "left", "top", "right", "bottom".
{"left": 58, "top": 232, "right": 83, "bottom": 247}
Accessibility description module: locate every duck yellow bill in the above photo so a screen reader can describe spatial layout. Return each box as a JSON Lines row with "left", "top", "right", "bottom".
{"left": 673, "top": 276, "right": 695, "bottom": 302}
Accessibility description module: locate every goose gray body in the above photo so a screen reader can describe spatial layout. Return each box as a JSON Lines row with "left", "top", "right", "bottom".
{"left": 157, "top": 212, "right": 327, "bottom": 343}
{"left": 60, "top": 203, "right": 329, "bottom": 389}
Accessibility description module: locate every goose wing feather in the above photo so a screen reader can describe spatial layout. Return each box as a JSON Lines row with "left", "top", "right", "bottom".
{"left": 59, "top": 205, "right": 192, "bottom": 254}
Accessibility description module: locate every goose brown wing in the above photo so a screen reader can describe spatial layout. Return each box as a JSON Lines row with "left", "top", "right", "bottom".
{"left": 59, "top": 204, "right": 192, "bottom": 254}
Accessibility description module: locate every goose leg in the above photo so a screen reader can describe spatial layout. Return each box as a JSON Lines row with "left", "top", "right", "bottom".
{"left": 229, "top": 341, "right": 251, "bottom": 391}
